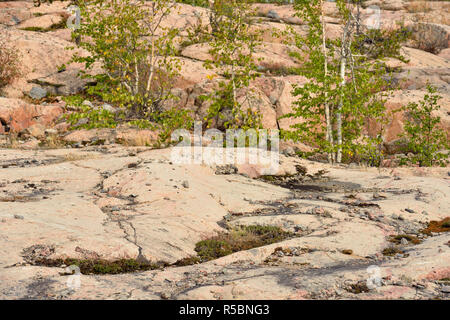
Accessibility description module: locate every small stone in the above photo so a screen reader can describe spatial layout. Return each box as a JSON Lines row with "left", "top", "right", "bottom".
{"left": 25, "top": 124, "right": 46, "bottom": 138}
{"left": 100, "top": 103, "right": 118, "bottom": 113}
{"left": 45, "top": 128, "right": 58, "bottom": 135}
{"left": 13, "top": 214, "right": 24, "bottom": 220}
{"left": 441, "top": 286, "right": 450, "bottom": 293}
{"left": 281, "top": 146, "right": 295, "bottom": 156}
{"left": 75, "top": 118, "right": 89, "bottom": 127}
{"left": 405, "top": 208, "right": 415, "bottom": 213}
{"left": 182, "top": 180, "right": 189, "bottom": 188}
{"left": 28, "top": 86, "right": 47, "bottom": 100}
{"left": 160, "top": 292, "right": 170, "bottom": 299}
{"left": 373, "top": 192, "right": 387, "bottom": 199}
{"left": 267, "top": 10, "right": 280, "bottom": 20}
{"left": 400, "top": 238, "right": 409, "bottom": 245}
{"left": 82, "top": 100, "right": 94, "bottom": 108}
{"left": 341, "top": 249, "right": 353, "bottom": 255}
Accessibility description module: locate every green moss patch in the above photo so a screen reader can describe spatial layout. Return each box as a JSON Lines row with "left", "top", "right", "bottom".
{"left": 194, "top": 225, "right": 294, "bottom": 262}
{"left": 33, "top": 258, "right": 167, "bottom": 275}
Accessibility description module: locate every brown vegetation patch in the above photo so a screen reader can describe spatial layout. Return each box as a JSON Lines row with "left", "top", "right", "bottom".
{"left": 345, "top": 281, "right": 371, "bottom": 294}
{"left": 389, "top": 234, "right": 422, "bottom": 245}
{"left": 382, "top": 247, "right": 404, "bottom": 256}
{"left": 421, "top": 217, "right": 450, "bottom": 235}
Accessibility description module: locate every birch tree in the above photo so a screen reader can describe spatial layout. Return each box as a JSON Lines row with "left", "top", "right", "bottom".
{"left": 201, "top": 0, "right": 263, "bottom": 130}
{"left": 71, "top": 0, "right": 181, "bottom": 116}
{"left": 283, "top": 0, "right": 408, "bottom": 164}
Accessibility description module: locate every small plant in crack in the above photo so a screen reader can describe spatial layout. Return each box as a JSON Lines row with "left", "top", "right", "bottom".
{"left": 191, "top": 225, "right": 295, "bottom": 263}
{"left": 31, "top": 258, "right": 168, "bottom": 275}
{"left": 382, "top": 247, "right": 404, "bottom": 256}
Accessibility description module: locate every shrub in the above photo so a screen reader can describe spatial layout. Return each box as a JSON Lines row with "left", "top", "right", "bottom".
{"left": 66, "top": 0, "right": 194, "bottom": 143}
{"left": 71, "top": 0, "right": 181, "bottom": 116}
{"left": 282, "top": 0, "right": 408, "bottom": 164}
{"left": 400, "top": 85, "right": 449, "bottom": 167}
{"left": 189, "top": 0, "right": 263, "bottom": 130}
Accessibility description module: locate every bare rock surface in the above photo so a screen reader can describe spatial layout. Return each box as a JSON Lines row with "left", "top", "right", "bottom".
{"left": 0, "top": 145, "right": 448, "bottom": 299}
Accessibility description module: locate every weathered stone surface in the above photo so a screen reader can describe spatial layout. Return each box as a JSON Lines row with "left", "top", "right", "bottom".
{"left": 0, "top": 146, "right": 448, "bottom": 299}
{"left": 0, "top": 0, "right": 449, "bottom": 300}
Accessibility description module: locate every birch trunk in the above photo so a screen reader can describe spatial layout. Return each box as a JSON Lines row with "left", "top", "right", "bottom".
{"left": 337, "top": 24, "right": 348, "bottom": 163}
{"left": 336, "top": 56, "right": 345, "bottom": 163}
{"left": 321, "top": 0, "right": 334, "bottom": 163}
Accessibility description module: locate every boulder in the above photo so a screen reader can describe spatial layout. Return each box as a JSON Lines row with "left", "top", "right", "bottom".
{"left": 0, "top": 97, "right": 63, "bottom": 134}
{"left": 30, "top": 68, "right": 97, "bottom": 96}
{"left": 0, "top": 1, "right": 33, "bottom": 26}
{"left": 0, "top": 25, "right": 89, "bottom": 98}
{"left": 253, "top": 75, "right": 308, "bottom": 131}
{"left": 238, "top": 86, "right": 278, "bottom": 130}
{"left": 389, "top": 67, "right": 450, "bottom": 94}
{"left": 17, "top": 13, "right": 64, "bottom": 30}
{"left": 27, "top": 86, "right": 47, "bottom": 100}
{"left": 408, "top": 23, "right": 450, "bottom": 54}
{"left": 362, "top": 0, "right": 406, "bottom": 11}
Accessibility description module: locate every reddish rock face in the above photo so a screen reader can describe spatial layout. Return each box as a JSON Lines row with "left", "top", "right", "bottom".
{"left": 366, "top": 90, "right": 450, "bottom": 144}
{"left": 0, "top": 0, "right": 448, "bottom": 149}
{"left": 0, "top": 98, "right": 63, "bottom": 133}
